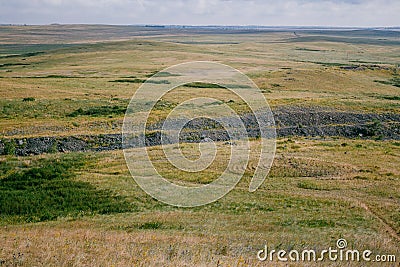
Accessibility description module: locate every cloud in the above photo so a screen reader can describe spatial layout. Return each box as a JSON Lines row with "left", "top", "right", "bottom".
{"left": 0, "top": 0, "right": 398, "bottom": 26}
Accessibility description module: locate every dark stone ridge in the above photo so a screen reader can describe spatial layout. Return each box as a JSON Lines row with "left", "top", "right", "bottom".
{"left": 1, "top": 106, "right": 399, "bottom": 156}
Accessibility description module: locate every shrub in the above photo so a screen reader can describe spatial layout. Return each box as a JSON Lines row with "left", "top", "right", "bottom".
{"left": 139, "top": 222, "right": 162, "bottom": 229}
{"left": 47, "top": 141, "right": 58, "bottom": 154}
{"left": 2, "top": 140, "right": 15, "bottom": 155}
{"left": 367, "top": 119, "right": 383, "bottom": 137}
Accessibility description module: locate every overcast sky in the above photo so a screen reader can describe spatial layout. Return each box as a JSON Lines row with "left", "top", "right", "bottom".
{"left": 0, "top": 0, "right": 399, "bottom": 27}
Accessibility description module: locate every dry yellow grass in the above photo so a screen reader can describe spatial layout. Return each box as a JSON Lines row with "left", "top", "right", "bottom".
{"left": 0, "top": 26, "right": 399, "bottom": 266}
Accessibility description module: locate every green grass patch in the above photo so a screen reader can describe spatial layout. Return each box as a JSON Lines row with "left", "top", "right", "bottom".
{"left": 1, "top": 98, "right": 130, "bottom": 119}
{"left": 297, "top": 181, "right": 336, "bottom": 191}
{"left": 67, "top": 105, "right": 126, "bottom": 117}
{"left": 0, "top": 63, "right": 30, "bottom": 68}
{"left": 110, "top": 78, "right": 170, "bottom": 84}
{"left": 112, "top": 221, "right": 185, "bottom": 232}
{"left": 146, "top": 71, "right": 181, "bottom": 78}
{"left": 183, "top": 82, "right": 225, "bottom": 88}
{"left": 8, "top": 75, "right": 81, "bottom": 78}
{"left": 181, "top": 82, "right": 251, "bottom": 89}
{"left": 110, "top": 78, "right": 146, "bottom": 83}
{"left": 0, "top": 51, "right": 45, "bottom": 58}
{"left": 392, "top": 142, "right": 400, "bottom": 147}
{"left": 295, "top": 47, "right": 324, "bottom": 52}
{"left": 1, "top": 139, "right": 16, "bottom": 156}
{"left": 138, "top": 222, "right": 163, "bottom": 230}
{"left": 0, "top": 153, "right": 133, "bottom": 223}
{"left": 374, "top": 77, "right": 400, "bottom": 88}
{"left": 297, "top": 219, "right": 336, "bottom": 228}
{"left": 379, "top": 95, "right": 400, "bottom": 101}
{"left": 278, "top": 219, "right": 336, "bottom": 228}
{"left": 41, "top": 74, "right": 77, "bottom": 78}
{"left": 152, "top": 99, "right": 177, "bottom": 110}
{"left": 0, "top": 43, "right": 76, "bottom": 55}
{"left": 22, "top": 97, "right": 35, "bottom": 102}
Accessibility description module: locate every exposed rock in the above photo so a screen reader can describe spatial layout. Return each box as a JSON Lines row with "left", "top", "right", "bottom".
{"left": 1, "top": 106, "right": 399, "bottom": 156}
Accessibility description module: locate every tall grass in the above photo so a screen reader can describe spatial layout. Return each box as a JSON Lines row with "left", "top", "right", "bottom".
{"left": 0, "top": 154, "right": 133, "bottom": 223}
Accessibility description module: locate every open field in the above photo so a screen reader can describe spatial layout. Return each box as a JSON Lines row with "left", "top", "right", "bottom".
{"left": 0, "top": 25, "right": 399, "bottom": 266}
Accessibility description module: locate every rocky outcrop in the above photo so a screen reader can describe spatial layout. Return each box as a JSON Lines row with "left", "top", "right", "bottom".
{"left": 1, "top": 106, "right": 399, "bottom": 156}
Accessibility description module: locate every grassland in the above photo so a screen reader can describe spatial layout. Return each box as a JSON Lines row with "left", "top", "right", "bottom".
{"left": 0, "top": 25, "right": 399, "bottom": 266}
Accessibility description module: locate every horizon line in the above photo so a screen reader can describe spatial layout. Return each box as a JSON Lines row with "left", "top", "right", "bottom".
{"left": 0, "top": 23, "right": 399, "bottom": 29}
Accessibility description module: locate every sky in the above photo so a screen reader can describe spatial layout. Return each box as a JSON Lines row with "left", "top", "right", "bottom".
{"left": 0, "top": 0, "right": 399, "bottom": 27}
